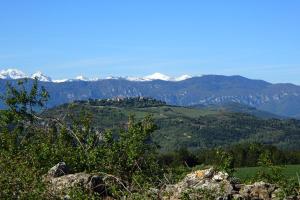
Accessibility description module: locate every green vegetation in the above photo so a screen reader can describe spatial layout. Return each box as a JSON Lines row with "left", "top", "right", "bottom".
{"left": 0, "top": 80, "right": 299, "bottom": 199}
{"left": 235, "top": 165, "right": 300, "bottom": 182}
{"left": 44, "top": 98, "right": 300, "bottom": 151}
{"left": 0, "top": 79, "right": 164, "bottom": 199}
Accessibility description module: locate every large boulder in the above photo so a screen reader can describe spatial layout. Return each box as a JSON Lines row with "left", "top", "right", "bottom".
{"left": 44, "top": 163, "right": 106, "bottom": 198}
{"left": 238, "top": 181, "right": 277, "bottom": 200}
{"left": 163, "top": 168, "right": 234, "bottom": 200}
{"left": 161, "top": 168, "right": 287, "bottom": 200}
{"left": 47, "top": 173, "right": 106, "bottom": 195}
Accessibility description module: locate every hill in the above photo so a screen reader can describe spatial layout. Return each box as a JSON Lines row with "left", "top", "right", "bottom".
{"left": 190, "top": 102, "right": 284, "bottom": 119}
{"left": 43, "top": 98, "right": 300, "bottom": 151}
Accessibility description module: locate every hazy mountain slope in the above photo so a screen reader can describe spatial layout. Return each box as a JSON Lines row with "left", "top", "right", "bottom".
{"left": 1, "top": 75, "right": 300, "bottom": 118}
{"left": 43, "top": 99, "right": 300, "bottom": 151}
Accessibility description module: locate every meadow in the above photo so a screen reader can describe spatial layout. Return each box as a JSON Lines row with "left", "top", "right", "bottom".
{"left": 235, "top": 164, "right": 300, "bottom": 182}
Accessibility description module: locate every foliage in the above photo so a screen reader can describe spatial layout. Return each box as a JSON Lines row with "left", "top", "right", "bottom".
{"left": 44, "top": 99, "right": 300, "bottom": 151}
{"left": 0, "top": 78, "right": 49, "bottom": 121}
{"left": 99, "top": 115, "right": 163, "bottom": 189}
{"left": 214, "top": 149, "right": 235, "bottom": 175}
{"left": 254, "top": 150, "right": 300, "bottom": 198}
{"left": 255, "top": 150, "right": 285, "bottom": 183}
{"left": 0, "top": 80, "right": 163, "bottom": 199}
{"left": 197, "top": 143, "right": 300, "bottom": 168}
{"left": 0, "top": 78, "right": 51, "bottom": 199}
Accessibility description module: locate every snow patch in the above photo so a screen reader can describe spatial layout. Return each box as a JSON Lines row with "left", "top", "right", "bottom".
{"left": 0, "top": 68, "right": 193, "bottom": 82}
{"left": 31, "top": 71, "right": 52, "bottom": 82}
{"left": 0, "top": 69, "right": 27, "bottom": 79}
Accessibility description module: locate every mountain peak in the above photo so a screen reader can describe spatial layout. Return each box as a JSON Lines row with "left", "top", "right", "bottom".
{"left": 0, "top": 68, "right": 193, "bottom": 82}
{"left": 174, "top": 74, "right": 192, "bottom": 81}
{"left": 31, "top": 71, "right": 52, "bottom": 82}
{"left": 144, "top": 73, "right": 171, "bottom": 81}
{"left": 0, "top": 68, "right": 27, "bottom": 79}
{"left": 75, "top": 75, "right": 89, "bottom": 81}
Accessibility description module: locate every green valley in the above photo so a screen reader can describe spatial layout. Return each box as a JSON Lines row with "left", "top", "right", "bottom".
{"left": 44, "top": 98, "right": 300, "bottom": 151}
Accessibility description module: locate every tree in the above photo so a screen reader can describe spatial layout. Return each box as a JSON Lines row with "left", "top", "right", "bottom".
{"left": 101, "top": 115, "right": 162, "bottom": 190}
{"left": 0, "top": 78, "right": 50, "bottom": 199}
{"left": 0, "top": 78, "right": 49, "bottom": 151}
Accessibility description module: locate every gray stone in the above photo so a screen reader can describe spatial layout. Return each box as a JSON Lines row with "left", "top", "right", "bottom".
{"left": 212, "top": 171, "right": 228, "bottom": 182}
{"left": 159, "top": 168, "right": 294, "bottom": 200}
{"left": 45, "top": 163, "right": 108, "bottom": 199}
{"left": 47, "top": 172, "right": 106, "bottom": 197}
{"left": 47, "top": 162, "right": 69, "bottom": 178}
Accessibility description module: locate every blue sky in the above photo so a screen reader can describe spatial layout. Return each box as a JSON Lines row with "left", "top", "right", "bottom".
{"left": 0, "top": 0, "right": 300, "bottom": 83}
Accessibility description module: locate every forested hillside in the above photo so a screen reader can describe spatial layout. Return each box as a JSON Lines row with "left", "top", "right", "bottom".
{"left": 44, "top": 97, "right": 300, "bottom": 151}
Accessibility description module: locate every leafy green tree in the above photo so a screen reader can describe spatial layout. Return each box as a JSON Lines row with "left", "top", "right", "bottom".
{"left": 101, "top": 115, "right": 162, "bottom": 190}
{"left": 1, "top": 78, "right": 49, "bottom": 121}
{"left": 0, "top": 78, "right": 50, "bottom": 199}
{"left": 0, "top": 78, "right": 49, "bottom": 151}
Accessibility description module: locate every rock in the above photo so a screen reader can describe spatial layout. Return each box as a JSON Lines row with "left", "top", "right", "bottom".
{"left": 212, "top": 171, "right": 228, "bottom": 182}
{"left": 229, "top": 176, "right": 241, "bottom": 184}
{"left": 160, "top": 168, "right": 294, "bottom": 200}
{"left": 47, "top": 172, "right": 106, "bottom": 197}
{"left": 232, "top": 193, "right": 243, "bottom": 199}
{"left": 47, "top": 162, "right": 69, "bottom": 178}
{"left": 162, "top": 168, "right": 233, "bottom": 200}
{"left": 63, "top": 195, "right": 71, "bottom": 200}
{"left": 203, "top": 167, "right": 214, "bottom": 178}
{"left": 45, "top": 163, "right": 107, "bottom": 198}
{"left": 239, "top": 181, "right": 277, "bottom": 200}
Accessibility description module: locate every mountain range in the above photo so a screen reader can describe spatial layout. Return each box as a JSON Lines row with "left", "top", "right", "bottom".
{"left": 1, "top": 68, "right": 300, "bottom": 118}
{"left": 0, "top": 69, "right": 192, "bottom": 82}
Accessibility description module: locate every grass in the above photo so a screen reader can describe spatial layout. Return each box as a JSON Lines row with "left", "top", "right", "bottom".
{"left": 234, "top": 164, "right": 300, "bottom": 182}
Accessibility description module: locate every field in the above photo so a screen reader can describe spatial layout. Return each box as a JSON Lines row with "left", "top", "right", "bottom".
{"left": 234, "top": 165, "right": 300, "bottom": 182}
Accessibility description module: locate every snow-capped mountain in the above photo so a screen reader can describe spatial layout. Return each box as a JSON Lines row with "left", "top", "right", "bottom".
{"left": 74, "top": 75, "right": 89, "bottom": 81}
{"left": 53, "top": 76, "right": 90, "bottom": 82}
{"left": 105, "top": 76, "right": 123, "bottom": 80}
{"left": 0, "top": 69, "right": 28, "bottom": 79}
{"left": 31, "top": 71, "right": 52, "bottom": 82}
{"left": 103, "top": 73, "right": 192, "bottom": 82}
{"left": 66, "top": 76, "right": 101, "bottom": 82}
{"left": 53, "top": 79, "right": 69, "bottom": 83}
{"left": 120, "top": 73, "right": 192, "bottom": 82}
{"left": 174, "top": 75, "right": 192, "bottom": 81}
{"left": 0, "top": 69, "right": 52, "bottom": 82}
{"left": 143, "top": 73, "right": 171, "bottom": 81}
{"left": 0, "top": 69, "right": 193, "bottom": 82}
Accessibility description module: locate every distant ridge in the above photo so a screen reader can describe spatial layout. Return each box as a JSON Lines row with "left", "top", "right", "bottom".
{"left": 1, "top": 69, "right": 300, "bottom": 118}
